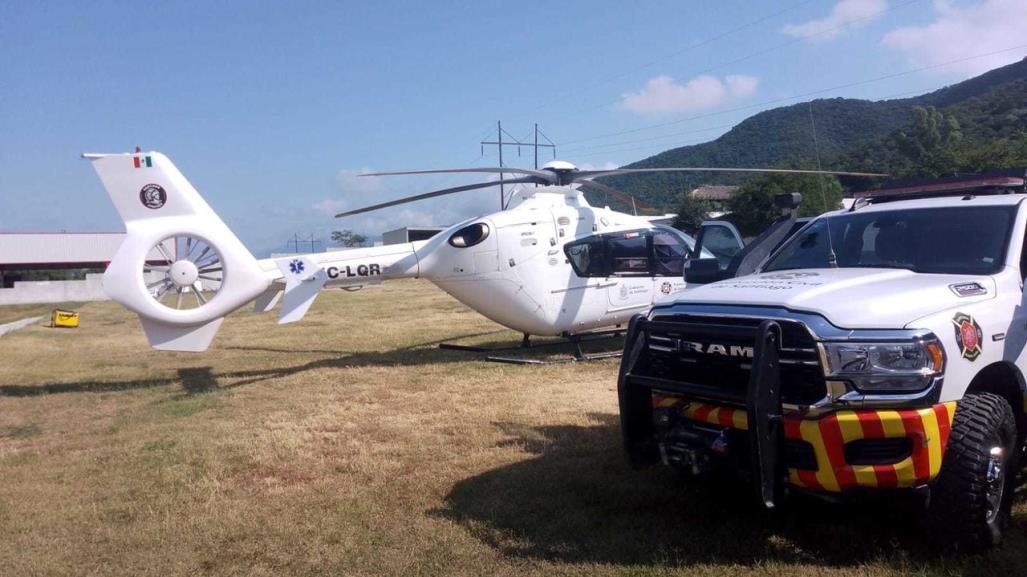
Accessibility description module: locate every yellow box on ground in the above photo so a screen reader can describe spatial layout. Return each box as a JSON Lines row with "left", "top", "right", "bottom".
{"left": 50, "top": 309, "right": 79, "bottom": 328}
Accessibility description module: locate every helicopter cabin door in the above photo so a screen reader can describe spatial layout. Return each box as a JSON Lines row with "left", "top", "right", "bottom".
{"left": 605, "top": 231, "right": 653, "bottom": 312}
{"left": 650, "top": 227, "right": 690, "bottom": 299}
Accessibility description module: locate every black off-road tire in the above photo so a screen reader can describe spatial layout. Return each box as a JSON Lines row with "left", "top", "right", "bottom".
{"left": 926, "top": 392, "right": 1019, "bottom": 552}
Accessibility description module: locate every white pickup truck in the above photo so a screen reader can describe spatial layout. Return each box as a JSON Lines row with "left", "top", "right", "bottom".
{"left": 619, "top": 187, "right": 1027, "bottom": 551}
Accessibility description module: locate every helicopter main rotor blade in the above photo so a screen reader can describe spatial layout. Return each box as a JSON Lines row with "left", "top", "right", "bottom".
{"left": 334, "top": 176, "right": 542, "bottom": 218}
{"left": 572, "top": 167, "right": 889, "bottom": 181}
{"left": 576, "top": 180, "right": 656, "bottom": 213}
{"left": 361, "top": 167, "right": 557, "bottom": 183}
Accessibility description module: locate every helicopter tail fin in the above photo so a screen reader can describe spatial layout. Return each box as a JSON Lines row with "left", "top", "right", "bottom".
{"left": 84, "top": 151, "right": 271, "bottom": 351}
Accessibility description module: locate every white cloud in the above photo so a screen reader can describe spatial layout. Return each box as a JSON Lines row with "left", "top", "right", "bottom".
{"left": 782, "top": 0, "right": 888, "bottom": 41}
{"left": 578, "top": 161, "right": 620, "bottom": 171}
{"left": 882, "top": 0, "right": 1027, "bottom": 77}
{"left": 621, "top": 74, "right": 759, "bottom": 116}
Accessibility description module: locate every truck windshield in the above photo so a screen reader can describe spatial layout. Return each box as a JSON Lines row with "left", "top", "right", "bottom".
{"left": 762, "top": 205, "right": 1017, "bottom": 275}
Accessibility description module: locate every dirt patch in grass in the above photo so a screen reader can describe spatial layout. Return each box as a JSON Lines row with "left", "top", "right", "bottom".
{"left": 0, "top": 279, "right": 1024, "bottom": 576}
{"left": 0, "top": 423, "right": 42, "bottom": 439}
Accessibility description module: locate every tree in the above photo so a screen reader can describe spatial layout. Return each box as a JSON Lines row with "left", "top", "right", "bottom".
{"left": 671, "top": 194, "right": 714, "bottom": 234}
{"left": 893, "top": 106, "right": 964, "bottom": 178}
{"left": 331, "top": 230, "right": 368, "bottom": 247}
{"left": 725, "top": 171, "right": 843, "bottom": 236}
{"left": 953, "top": 133, "right": 1027, "bottom": 173}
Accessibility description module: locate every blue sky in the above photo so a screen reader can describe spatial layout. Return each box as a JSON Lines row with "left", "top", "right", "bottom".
{"left": 2, "top": 0, "right": 1026, "bottom": 255}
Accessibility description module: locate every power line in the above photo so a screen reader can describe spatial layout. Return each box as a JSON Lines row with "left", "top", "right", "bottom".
{"left": 525, "top": 0, "right": 819, "bottom": 114}
{"left": 560, "top": 122, "right": 738, "bottom": 154}
{"left": 563, "top": 83, "right": 998, "bottom": 162}
{"left": 578, "top": 0, "right": 926, "bottom": 116}
{"left": 517, "top": 0, "right": 922, "bottom": 134}
{"left": 560, "top": 43, "right": 1027, "bottom": 147}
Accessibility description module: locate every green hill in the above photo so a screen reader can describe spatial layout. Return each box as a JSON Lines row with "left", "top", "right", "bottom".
{"left": 598, "top": 57, "right": 1027, "bottom": 208}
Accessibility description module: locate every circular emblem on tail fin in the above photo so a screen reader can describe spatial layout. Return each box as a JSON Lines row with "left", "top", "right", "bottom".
{"left": 139, "top": 184, "right": 167, "bottom": 209}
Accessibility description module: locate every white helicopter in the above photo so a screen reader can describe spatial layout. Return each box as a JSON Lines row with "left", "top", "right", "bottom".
{"left": 84, "top": 151, "right": 880, "bottom": 353}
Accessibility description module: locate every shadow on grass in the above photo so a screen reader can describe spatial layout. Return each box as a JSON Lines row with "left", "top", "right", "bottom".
{"left": 0, "top": 330, "right": 622, "bottom": 397}
{"left": 434, "top": 413, "right": 1027, "bottom": 573}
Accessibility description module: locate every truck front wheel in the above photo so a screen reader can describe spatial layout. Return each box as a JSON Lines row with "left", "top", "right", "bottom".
{"left": 926, "top": 392, "right": 1019, "bottom": 551}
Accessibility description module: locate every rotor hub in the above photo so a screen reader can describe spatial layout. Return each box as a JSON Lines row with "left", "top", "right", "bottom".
{"left": 168, "top": 260, "right": 199, "bottom": 287}
{"left": 541, "top": 160, "right": 577, "bottom": 172}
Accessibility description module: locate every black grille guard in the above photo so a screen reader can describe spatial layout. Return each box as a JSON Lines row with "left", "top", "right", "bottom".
{"left": 617, "top": 314, "right": 786, "bottom": 507}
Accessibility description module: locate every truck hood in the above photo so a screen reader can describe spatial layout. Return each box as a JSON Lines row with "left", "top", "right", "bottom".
{"left": 680, "top": 268, "right": 996, "bottom": 329}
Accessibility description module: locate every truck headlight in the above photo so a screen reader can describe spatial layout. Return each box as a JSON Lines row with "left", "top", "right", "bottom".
{"left": 821, "top": 339, "right": 945, "bottom": 393}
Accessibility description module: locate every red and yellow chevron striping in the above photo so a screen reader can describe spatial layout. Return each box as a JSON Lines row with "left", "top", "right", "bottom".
{"left": 650, "top": 393, "right": 957, "bottom": 492}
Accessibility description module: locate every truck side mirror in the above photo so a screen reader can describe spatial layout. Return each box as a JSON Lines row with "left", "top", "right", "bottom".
{"left": 774, "top": 192, "right": 802, "bottom": 212}
{"left": 684, "top": 258, "right": 727, "bottom": 285}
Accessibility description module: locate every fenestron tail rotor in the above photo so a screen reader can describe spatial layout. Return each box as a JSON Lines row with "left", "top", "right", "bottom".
{"left": 335, "top": 161, "right": 888, "bottom": 219}
{"left": 144, "top": 234, "right": 224, "bottom": 310}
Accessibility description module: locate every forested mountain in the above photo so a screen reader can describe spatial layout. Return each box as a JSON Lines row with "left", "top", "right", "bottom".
{"left": 598, "top": 58, "right": 1027, "bottom": 208}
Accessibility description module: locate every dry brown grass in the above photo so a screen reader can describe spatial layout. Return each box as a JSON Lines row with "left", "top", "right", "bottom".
{"left": 0, "top": 302, "right": 82, "bottom": 326}
{"left": 0, "top": 279, "right": 1024, "bottom": 576}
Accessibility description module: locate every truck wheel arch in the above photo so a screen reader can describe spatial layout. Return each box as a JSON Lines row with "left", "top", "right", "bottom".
{"left": 966, "top": 361, "right": 1026, "bottom": 439}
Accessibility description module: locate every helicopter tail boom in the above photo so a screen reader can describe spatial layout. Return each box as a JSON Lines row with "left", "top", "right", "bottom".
{"left": 269, "top": 242, "right": 422, "bottom": 324}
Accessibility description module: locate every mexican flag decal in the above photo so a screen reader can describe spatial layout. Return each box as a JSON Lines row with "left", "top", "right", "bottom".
{"left": 133, "top": 156, "right": 152, "bottom": 168}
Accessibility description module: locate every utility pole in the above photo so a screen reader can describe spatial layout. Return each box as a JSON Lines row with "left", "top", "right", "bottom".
{"left": 480, "top": 122, "right": 556, "bottom": 209}
{"left": 534, "top": 123, "right": 539, "bottom": 170}
{"left": 498, "top": 121, "right": 504, "bottom": 210}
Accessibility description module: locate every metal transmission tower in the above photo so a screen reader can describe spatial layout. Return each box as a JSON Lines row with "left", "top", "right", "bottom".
{"left": 480, "top": 122, "right": 556, "bottom": 209}
{"left": 286, "top": 233, "right": 322, "bottom": 254}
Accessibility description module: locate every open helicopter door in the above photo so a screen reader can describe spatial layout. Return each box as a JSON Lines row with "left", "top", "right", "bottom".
{"left": 605, "top": 231, "right": 654, "bottom": 313}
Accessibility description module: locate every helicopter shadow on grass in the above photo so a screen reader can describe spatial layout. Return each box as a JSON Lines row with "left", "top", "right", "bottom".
{"left": 432, "top": 412, "right": 1027, "bottom": 573}
{"left": 0, "top": 330, "right": 623, "bottom": 397}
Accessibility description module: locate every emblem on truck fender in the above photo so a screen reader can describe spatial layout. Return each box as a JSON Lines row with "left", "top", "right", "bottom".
{"left": 952, "top": 312, "right": 983, "bottom": 361}
{"left": 949, "top": 282, "right": 987, "bottom": 297}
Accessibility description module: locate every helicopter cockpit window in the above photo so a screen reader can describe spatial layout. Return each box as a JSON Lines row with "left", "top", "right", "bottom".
{"left": 609, "top": 233, "right": 649, "bottom": 276}
{"left": 448, "top": 223, "right": 490, "bottom": 248}
{"left": 652, "top": 230, "right": 689, "bottom": 276}
{"left": 565, "top": 237, "right": 608, "bottom": 277}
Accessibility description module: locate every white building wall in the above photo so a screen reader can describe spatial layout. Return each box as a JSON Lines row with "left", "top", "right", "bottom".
{"left": 0, "top": 233, "right": 126, "bottom": 265}
{"left": 0, "top": 272, "right": 173, "bottom": 305}
{"left": 0, "top": 273, "right": 109, "bottom": 304}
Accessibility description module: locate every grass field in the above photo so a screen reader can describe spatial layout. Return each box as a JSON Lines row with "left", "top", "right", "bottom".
{"left": 1, "top": 279, "right": 1024, "bottom": 576}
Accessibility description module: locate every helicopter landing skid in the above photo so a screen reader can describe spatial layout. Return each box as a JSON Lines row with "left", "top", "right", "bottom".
{"left": 438, "top": 329, "right": 625, "bottom": 365}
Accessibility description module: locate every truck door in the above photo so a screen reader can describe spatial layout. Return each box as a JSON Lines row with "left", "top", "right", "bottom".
{"left": 694, "top": 220, "right": 745, "bottom": 267}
